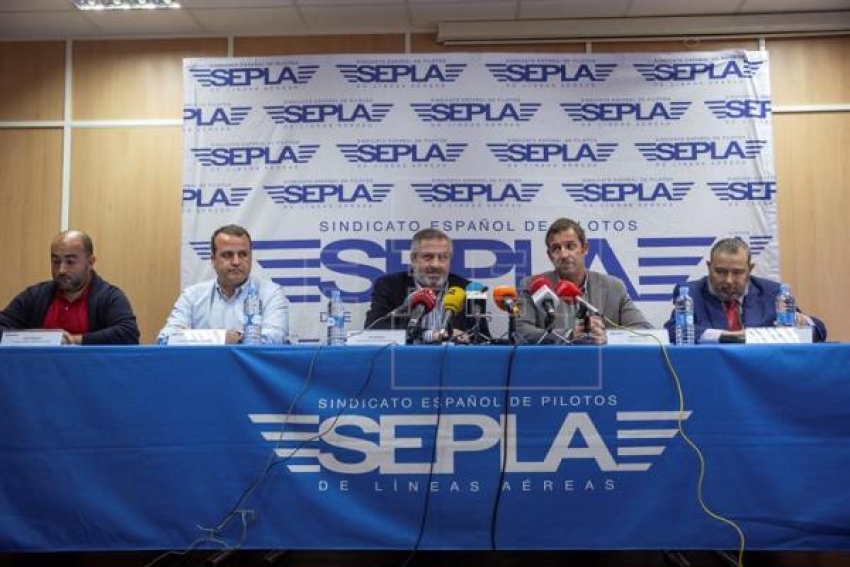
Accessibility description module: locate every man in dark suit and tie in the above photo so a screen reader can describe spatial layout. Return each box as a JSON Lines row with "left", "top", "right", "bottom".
{"left": 664, "top": 237, "right": 827, "bottom": 343}
{"left": 364, "top": 228, "right": 489, "bottom": 343}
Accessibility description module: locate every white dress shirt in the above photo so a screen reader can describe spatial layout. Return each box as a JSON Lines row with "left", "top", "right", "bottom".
{"left": 158, "top": 275, "right": 289, "bottom": 344}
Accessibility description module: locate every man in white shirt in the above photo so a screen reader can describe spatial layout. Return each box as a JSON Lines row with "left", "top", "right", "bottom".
{"left": 158, "top": 224, "right": 289, "bottom": 344}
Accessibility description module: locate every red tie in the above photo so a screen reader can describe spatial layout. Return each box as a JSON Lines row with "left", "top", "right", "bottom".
{"left": 725, "top": 300, "right": 741, "bottom": 331}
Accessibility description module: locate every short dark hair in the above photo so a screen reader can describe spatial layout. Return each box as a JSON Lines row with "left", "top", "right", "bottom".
{"left": 545, "top": 218, "right": 586, "bottom": 249}
{"left": 710, "top": 237, "right": 751, "bottom": 263}
{"left": 211, "top": 224, "right": 251, "bottom": 255}
{"left": 410, "top": 228, "right": 452, "bottom": 258}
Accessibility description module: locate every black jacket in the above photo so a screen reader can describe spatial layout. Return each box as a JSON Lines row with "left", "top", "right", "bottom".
{"left": 0, "top": 272, "right": 140, "bottom": 345}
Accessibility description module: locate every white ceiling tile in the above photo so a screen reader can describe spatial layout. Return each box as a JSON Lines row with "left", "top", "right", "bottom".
{"left": 0, "top": 11, "right": 99, "bottom": 38}
{"left": 80, "top": 9, "right": 203, "bottom": 35}
{"left": 297, "top": 0, "right": 405, "bottom": 5}
{"left": 521, "top": 0, "right": 632, "bottom": 19}
{"left": 299, "top": 4, "right": 410, "bottom": 31}
{"left": 190, "top": 7, "right": 304, "bottom": 34}
{"left": 180, "top": 0, "right": 293, "bottom": 6}
{"left": 739, "top": 0, "right": 850, "bottom": 11}
{"left": 0, "top": 0, "right": 75, "bottom": 11}
{"left": 627, "top": 0, "right": 744, "bottom": 17}
{"left": 412, "top": 1, "right": 516, "bottom": 28}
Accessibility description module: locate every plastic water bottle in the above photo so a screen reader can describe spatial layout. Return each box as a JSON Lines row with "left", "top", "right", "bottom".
{"left": 242, "top": 281, "right": 263, "bottom": 345}
{"left": 674, "top": 285, "right": 695, "bottom": 345}
{"left": 775, "top": 283, "right": 796, "bottom": 327}
{"left": 327, "top": 289, "right": 346, "bottom": 346}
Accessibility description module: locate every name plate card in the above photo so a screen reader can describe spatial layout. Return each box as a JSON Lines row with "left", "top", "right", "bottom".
{"left": 606, "top": 329, "right": 670, "bottom": 346}
{"left": 346, "top": 329, "right": 406, "bottom": 346}
{"left": 166, "top": 329, "right": 227, "bottom": 345}
{"left": 745, "top": 327, "right": 813, "bottom": 344}
{"left": 0, "top": 330, "right": 64, "bottom": 346}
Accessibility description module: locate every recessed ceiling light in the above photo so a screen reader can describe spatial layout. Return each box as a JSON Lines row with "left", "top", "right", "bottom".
{"left": 70, "top": 0, "right": 181, "bottom": 10}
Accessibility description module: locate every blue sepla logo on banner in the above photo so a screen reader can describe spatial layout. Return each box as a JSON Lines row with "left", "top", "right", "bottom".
{"left": 563, "top": 181, "right": 694, "bottom": 203}
{"left": 413, "top": 181, "right": 543, "bottom": 204}
{"left": 336, "top": 63, "right": 467, "bottom": 84}
{"left": 708, "top": 180, "right": 776, "bottom": 201}
{"left": 183, "top": 106, "right": 252, "bottom": 127}
{"left": 183, "top": 186, "right": 252, "bottom": 209}
{"left": 189, "top": 65, "right": 319, "bottom": 87}
{"left": 337, "top": 142, "right": 467, "bottom": 164}
{"left": 633, "top": 59, "right": 765, "bottom": 81}
{"left": 191, "top": 144, "right": 320, "bottom": 167}
{"left": 264, "top": 182, "right": 393, "bottom": 205}
{"left": 704, "top": 98, "right": 772, "bottom": 119}
{"left": 488, "top": 142, "right": 618, "bottom": 163}
{"left": 264, "top": 102, "right": 394, "bottom": 124}
{"left": 486, "top": 63, "right": 617, "bottom": 83}
{"left": 410, "top": 102, "right": 541, "bottom": 123}
{"left": 635, "top": 139, "right": 768, "bottom": 161}
{"left": 559, "top": 101, "right": 691, "bottom": 122}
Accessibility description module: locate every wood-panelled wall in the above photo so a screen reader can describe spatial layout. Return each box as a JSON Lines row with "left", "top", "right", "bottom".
{"left": 1, "top": 33, "right": 848, "bottom": 343}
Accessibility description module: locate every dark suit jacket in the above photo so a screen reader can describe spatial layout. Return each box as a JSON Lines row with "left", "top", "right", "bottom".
{"left": 663, "top": 276, "right": 827, "bottom": 342}
{"left": 363, "top": 271, "right": 490, "bottom": 339}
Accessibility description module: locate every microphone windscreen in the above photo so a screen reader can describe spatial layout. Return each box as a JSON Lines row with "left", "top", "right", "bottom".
{"left": 410, "top": 288, "right": 437, "bottom": 313}
{"left": 442, "top": 286, "right": 466, "bottom": 314}
{"left": 493, "top": 285, "right": 518, "bottom": 312}
{"left": 465, "top": 281, "right": 488, "bottom": 293}
{"left": 529, "top": 275, "right": 552, "bottom": 295}
{"left": 555, "top": 279, "right": 582, "bottom": 301}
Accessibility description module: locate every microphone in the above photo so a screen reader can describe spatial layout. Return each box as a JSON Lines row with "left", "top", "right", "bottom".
{"left": 405, "top": 288, "right": 437, "bottom": 340}
{"left": 493, "top": 285, "right": 519, "bottom": 344}
{"left": 529, "top": 276, "right": 558, "bottom": 330}
{"left": 492, "top": 285, "right": 519, "bottom": 316}
{"left": 555, "top": 279, "right": 600, "bottom": 316}
{"left": 464, "top": 281, "right": 488, "bottom": 318}
{"left": 440, "top": 286, "right": 466, "bottom": 337}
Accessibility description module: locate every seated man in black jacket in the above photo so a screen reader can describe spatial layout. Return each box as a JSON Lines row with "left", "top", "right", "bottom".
{"left": 364, "top": 228, "right": 489, "bottom": 343}
{"left": 0, "top": 230, "right": 140, "bottom": 345}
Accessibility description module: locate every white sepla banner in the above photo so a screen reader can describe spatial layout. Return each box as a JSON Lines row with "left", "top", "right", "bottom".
{"left": 182, "top": 51, "right": 776, "bottom": 342}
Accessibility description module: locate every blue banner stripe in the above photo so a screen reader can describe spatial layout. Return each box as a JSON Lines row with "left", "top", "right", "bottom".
{"left": 638, "top": 257, "right": 703, "bottom": 267}
{"left": 637, "top": 238, "right": 716, "bottom": 247}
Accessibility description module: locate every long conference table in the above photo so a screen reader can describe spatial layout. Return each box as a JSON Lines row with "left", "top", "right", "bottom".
{"left": 1, "top": 343, "right": 849, "bottom": 553}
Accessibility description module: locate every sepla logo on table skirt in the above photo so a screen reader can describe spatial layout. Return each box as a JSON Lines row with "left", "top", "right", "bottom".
{"left": 248, "top": 397, "right": 691, "bottom": 494}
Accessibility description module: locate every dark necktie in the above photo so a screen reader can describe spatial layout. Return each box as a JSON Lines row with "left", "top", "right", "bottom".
{"left": 725, "top": 300, "right": 742, "bottom": 331}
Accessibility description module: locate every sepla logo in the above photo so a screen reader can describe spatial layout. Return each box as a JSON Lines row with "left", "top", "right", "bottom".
{"left": 486, "top": 62, "right": 617, "bottom": 83}
{"left": 264, "top": 182, "right": 393, "bottom": 204}
{"left": 264, "top": 102, "right": 393, "bottom": 124}
{"left": 183, "top": 106, "right": 251, "bottom": 127}
{"left": 633, "top": 59, "right": 765, "bottom": 81}
{"left": 704, "top": 98, "right": 771, "bottom": 119}
{"left": 635, "top": 139, "right": 768, "bottom": 162}
{"left": 563, "top": 181, "right": 694, "bottom": 203}
{"left": 488, "top": 142, "right": 618, "bottom": 163}
{"left": 189, "top": 65, "right": 319, "bottom": 87}
{"left": 413, "top": 181, "right": 543, "bottom": 203}
{"left": 410, "top": 102, "right": 541, "bottom": 123}
{"left": 560, "top": 101, "right": 691, "bottom": 122}
{"left": 183, "top": 186, "right": 251, "bottom": 208}
{"left": 249, "top": 410, "right": 691, "bottom": 474}
{"left": 189, "top": 235, "right": 719, "bottom": 302}
{"left": 337, "top": 142, "right": 467, "bottom": 164}
{"left": 708, "top": 180, "right": 776, "bottom": 201}
{"left": 191, "top": 144, "right": 320, "bottom": 167}
{"left": 336, "top": 62, "right": 466, "bottom": 84}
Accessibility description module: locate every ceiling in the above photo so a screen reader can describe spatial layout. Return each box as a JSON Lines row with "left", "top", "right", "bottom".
{"left": 0, "top": 0, "right": 849, "bottom": 40}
